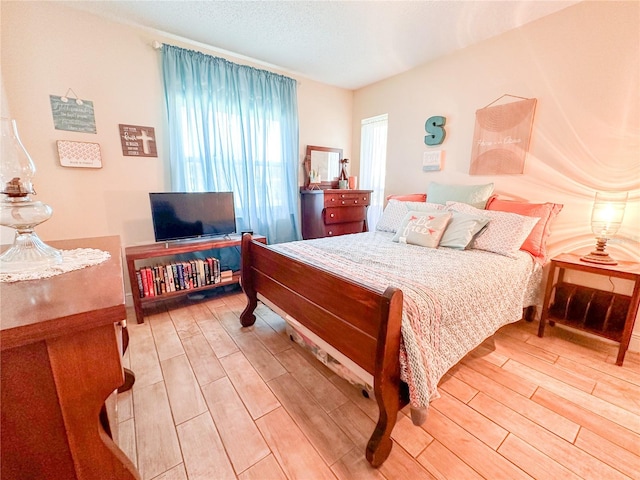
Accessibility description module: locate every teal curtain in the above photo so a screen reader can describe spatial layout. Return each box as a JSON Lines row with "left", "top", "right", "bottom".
{"left": 161, "top": 44, "right": 301, "bottom": 244}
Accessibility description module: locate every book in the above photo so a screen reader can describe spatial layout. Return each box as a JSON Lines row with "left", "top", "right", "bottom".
{"left": 140, "top": 267, "right": 149, "bottom": 298}
{"left": 135, "top": 270, "right": 145, "bottom": 298}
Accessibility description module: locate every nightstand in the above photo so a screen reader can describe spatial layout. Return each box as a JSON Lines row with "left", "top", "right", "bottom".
{"left": 538, "top": 253, "right": 640, "bottom": 365}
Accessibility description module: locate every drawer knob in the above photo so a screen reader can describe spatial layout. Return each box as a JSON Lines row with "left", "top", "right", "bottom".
{"left": 331, "top": 198, "right": 335, "bottom": 202}
{"left": 330, "top": 213, "right": 335, "bottom": 218}
{"left": 355, "top": 200, "right": 358, "bottom": 203}
{"left": 341, "top": 201, "right": 345, "bottom": 204}
{"left": 328, "top": 231, "right": 333, "bottom": 235}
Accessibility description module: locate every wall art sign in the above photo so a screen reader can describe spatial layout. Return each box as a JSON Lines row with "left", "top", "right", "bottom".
{"left": 469, "top": 96, "right": 537, "bottom": 175}
{"left": 56, "top": 140, "right": 102, "bottom": 168}
{"left": 50, "top": 95, "right": 97, "bottom": 133}
{"left": 424, "top": 115, "right": 446, "bottom": 146}
{"left": 119, "top": 124, "right": 158, "bottom": 157}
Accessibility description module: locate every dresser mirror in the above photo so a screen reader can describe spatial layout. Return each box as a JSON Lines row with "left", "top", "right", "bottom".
{"left": 304, "top": 145, "right": 342, "bottom": 189}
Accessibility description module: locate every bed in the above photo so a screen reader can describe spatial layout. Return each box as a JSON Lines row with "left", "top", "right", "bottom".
{"left": 239, "top": 193, "right": 561, "bottom": 467}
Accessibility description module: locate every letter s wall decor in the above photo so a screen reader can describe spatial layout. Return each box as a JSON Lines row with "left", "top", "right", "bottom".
{"left": 424, "top": 116, "right": 446, "bottom": 146}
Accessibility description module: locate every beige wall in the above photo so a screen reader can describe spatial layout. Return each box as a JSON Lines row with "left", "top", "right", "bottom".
{"left": 352, "top": 0, "right": 639, "bottom": 263}
{"left": 351, "top": 1, "right": 639, "bottom": 349}
{"left": 3, "top": 1, "right": 639, "bottom": 350}
{"left": 1, "top": 1, "right": 352, "bottom": 247}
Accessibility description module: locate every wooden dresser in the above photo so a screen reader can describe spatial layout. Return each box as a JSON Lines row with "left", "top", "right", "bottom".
{"left": 1, "top": 236, "right": 140, "bottom": 480}
{"left": 301, "top": 189, "right": 372, "bottom": 239}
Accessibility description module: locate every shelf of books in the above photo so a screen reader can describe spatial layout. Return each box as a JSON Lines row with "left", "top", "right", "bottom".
{"left": 125, "top": 234, "right": 267, "bottom": 323}
{"left": 135, "top": 257, "right": 234, "bottom": 298}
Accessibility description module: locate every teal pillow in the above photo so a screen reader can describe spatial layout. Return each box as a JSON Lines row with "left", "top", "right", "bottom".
{"left": 392, "top": 211, "right": 452, "bottom": 248}
{"left": 439, "top": 211, "right": 490, "bottom": 249}
{"left": 427, "top": 182, "right": 494, "bottom": 209}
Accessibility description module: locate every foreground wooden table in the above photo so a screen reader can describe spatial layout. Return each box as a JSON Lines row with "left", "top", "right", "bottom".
{"left": 1, "top": 236, "right": 140, "bottom": 479}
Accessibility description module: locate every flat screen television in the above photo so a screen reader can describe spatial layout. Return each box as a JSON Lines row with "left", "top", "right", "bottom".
{"left": 149, "top": 192, "right": 236, "bottom": 242}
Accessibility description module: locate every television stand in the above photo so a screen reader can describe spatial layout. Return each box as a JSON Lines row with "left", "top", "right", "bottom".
{"left": 125, "top": 234, "right": 267, "bottom": 323}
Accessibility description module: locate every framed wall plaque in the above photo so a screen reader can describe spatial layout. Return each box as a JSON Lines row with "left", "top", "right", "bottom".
{"left": 119, "top": 124, "right": 158, "bottom": 157}
{"left": 56, "top": 140, "right": 102, "bottom": 168}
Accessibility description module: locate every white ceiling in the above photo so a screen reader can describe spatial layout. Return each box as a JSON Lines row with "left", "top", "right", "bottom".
{"left": 61, "top": 1, "right": 580, "bottom": 90}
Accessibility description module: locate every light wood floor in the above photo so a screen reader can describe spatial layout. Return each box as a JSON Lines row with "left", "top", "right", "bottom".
{"left": 116, "top": 288, "right": 640, "bottom": 480}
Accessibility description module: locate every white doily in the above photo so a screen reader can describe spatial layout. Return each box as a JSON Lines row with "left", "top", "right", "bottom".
{"left": 0, "top": 248, "right": 111, "bottom": 283}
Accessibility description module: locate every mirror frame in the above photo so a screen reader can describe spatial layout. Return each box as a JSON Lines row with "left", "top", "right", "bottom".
{"left": 303, "top": 145, "right": 343, "bottom": 190}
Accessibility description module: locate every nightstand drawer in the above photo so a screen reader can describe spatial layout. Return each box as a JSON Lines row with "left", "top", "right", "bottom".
{"left": 324, "top": 192, "right": 370, "bottom": 207}
{"left": 324, "top": 206, "right": 367, "bottom": 225}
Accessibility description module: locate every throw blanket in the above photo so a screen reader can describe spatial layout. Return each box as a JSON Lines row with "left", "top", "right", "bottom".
{"left": 272, "top": 232, "right": 539, "bottom": 419}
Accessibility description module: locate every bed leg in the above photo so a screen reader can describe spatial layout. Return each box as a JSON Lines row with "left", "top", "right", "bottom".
{"left": 366, "top": 399, "right": 397, "bottom": 467}
{"left": 366, "top": 381, "right": 408, "bottom": 467}
{"left": 366, "top": 286, "right": 405, "bottom": 467}
{"left": 239, "top": 233, "right": 257, "bottom": 327}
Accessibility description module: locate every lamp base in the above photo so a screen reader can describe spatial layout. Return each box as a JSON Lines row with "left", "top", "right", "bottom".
{"left": 0, "top": 230, "right": 62, "bottom": 273}
{"left": 580, "top": 237, "right": 618, "bottom": 265}
{"left": 580, "top": 251, "right": 618, "bottom": 265}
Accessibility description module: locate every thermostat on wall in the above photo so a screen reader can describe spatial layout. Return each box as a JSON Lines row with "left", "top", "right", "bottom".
{"left": 423, "top": 150, "right": 443, "bottom": 171}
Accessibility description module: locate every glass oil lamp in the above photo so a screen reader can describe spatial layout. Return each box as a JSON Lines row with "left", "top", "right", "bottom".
{"left": 0, "top": 117, "right": 61, "bottom": 273}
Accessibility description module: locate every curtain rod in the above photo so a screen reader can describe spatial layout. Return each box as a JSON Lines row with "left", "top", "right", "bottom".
{"left": 150, "top": 40, "right": 301, "bottom": 85}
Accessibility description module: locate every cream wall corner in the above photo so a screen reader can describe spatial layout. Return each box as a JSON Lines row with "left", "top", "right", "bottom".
{"left": 351, "top": 0, "right": 640, "bottom": 350}
{"left": 1, "top": 1, "right": 352, "bottom": 248}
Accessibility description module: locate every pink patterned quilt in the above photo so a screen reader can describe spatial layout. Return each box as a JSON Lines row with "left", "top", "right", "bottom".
{"left": 270, "top": 231, "right": 542, "bottom": 417}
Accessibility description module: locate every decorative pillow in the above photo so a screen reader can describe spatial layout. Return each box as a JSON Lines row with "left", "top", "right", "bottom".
{"left": 427, "top": 182, "right": 495, "bottom": 209}
{"left": 376, "top": 199, "right": 444, "bottom": 233}
{"left": 386, "top": 193, "right": 427, "bottom": 202}
{"left": 446, "top": 202, "right": 539, "bottom": 258}
{"left": 486, "top": 198, "right": 563, "bottom": 263}
{"left": 392, "top": 211, "right": 452, "bottom": 248}
{"left": 439, "top": 211, "right": 490, "bottom": 249}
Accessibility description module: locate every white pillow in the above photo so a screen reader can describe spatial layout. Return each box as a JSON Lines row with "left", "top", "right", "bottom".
{"left": 446, "top": 202, "right": 539, "bottom": 258}
{"left": 376, "top": 200, "right": 444, "bottom": 233}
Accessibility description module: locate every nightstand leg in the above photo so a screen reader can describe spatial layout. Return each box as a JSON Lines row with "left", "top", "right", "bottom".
{"left": 616, "top": 280, "right": 640, "bottom": 366}
{"left": 538, "top": 263, "right": 558, "bottom": 337}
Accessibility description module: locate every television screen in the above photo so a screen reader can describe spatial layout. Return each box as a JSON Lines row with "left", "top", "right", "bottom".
{"left": 149, "top": 192, "right": 236, "bottom": 242}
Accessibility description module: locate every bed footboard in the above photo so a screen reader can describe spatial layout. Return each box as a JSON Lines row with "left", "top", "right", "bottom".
{"left": 240, "top": 234, "right": 407, "bottom": 467}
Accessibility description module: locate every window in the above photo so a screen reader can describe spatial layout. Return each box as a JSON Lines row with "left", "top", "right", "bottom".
{"left": 162, "top": 44, "right": 300, "bottom": 244}
{"left": 359, "top": 114, "right": 388, "bottom": 229}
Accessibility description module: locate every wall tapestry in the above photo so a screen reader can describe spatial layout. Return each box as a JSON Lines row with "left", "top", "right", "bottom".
{"left": 469, "top": 95, "right": 537, "bottom": 175}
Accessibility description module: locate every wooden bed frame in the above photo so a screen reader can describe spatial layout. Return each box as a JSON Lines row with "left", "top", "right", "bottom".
{"left": 239, "top": 234, "right": 536, "bottom": 467}
{"left": 239, "top": 234, "right": 408, "bottom": 466}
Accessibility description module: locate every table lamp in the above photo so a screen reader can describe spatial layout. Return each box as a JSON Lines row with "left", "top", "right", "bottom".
{"left": 580, "top": 191, "right": 628, "bottom": 265}
{"left": 0, "top": 117, "right": 61, "bottom": 273}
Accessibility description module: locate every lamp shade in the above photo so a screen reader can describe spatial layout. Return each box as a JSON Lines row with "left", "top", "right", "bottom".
{"left": 1, "top": 118, "right": 36, "bottom": 197}
{"left": 590, "top": 191, "right": 627, "bottom": 239}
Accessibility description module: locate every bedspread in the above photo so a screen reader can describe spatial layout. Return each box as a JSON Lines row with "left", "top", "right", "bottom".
{"left": 271, "top": 231, "right": 540, "bottom": 415}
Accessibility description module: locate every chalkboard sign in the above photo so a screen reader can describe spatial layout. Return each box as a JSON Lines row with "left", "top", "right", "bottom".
{"left": 49, "top": 95, "right": 97, "bottom": 133}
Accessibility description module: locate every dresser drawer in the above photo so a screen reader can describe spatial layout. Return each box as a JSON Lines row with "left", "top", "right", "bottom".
{"left": 324, "top": 192, "right": 370, "bottom": 207}
{"left": 300, "top": 188, "right": 373, "bottom": 240}
{"left": 324, "top": 222, "right": 365, "bottom": 237}
{"left": 324, "top": 206, "right": 367, "bottom": 225}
